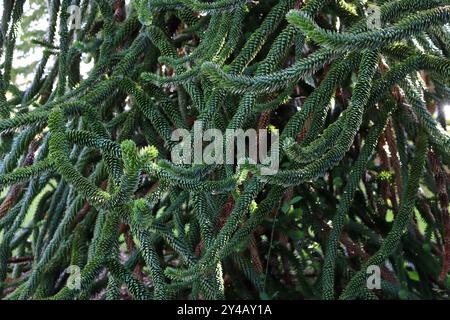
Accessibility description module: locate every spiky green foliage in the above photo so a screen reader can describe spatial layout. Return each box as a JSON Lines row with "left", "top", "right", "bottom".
{"left": 0, "top": 0, "right": 449, "bottom": 300}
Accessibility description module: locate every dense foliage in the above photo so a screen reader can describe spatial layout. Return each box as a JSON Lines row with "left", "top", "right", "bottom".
{"left": 0, "top": 0, "right": 449, "bottom": 300}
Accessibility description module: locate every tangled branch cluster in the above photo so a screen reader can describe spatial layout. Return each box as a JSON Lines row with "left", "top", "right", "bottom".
{"left": 0, "top": 0, "right": 449, "bottom": 299}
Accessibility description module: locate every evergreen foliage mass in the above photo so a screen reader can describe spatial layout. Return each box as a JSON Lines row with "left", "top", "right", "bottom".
{"left": 0, "top": 0, "right": 449, "bottom": 299}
